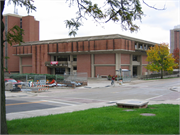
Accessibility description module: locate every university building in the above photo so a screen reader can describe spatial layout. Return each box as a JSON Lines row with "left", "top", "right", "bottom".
{"left": 4, "top": 14, "right": 158, "bottom": 78}
{"left": 13, "top": 34, "right": 158, "bottom": 77}
{"left": 170, "top": 25, "right": 180, "bottom": 53}
{"left": 3, "top": 13, "right": 39, "bottom": 73}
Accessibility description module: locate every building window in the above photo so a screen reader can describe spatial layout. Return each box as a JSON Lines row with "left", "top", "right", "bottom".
{"left": 54, "top": 56, "right": 56, "bottom": 61}
{"left": 57, "top": 56, "right": 68, "bottom": 61}
{"left": 133, "top": 55, "right": 138, "bottom": 61}
{"left": 135, "top": 44, "right": 137, "bottom": 49}
{"left": 20, "top": 18, "right": 22, "bottom": 29}
{"left": 139, "top": 44, "right": 143, "bottom": 49}
{"left": 73, "top": 55, "right": 77, "bottom": 61}
{"left": 55, "top": 68, "right": 65, "bottom": 74}
{"left": 73, "top": 66, "right": 77, "bottom": 70}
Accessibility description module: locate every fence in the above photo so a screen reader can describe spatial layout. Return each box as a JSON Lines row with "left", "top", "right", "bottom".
{"left": 56, "top": 72, "right": 88, "bottom": 87}
{"left": 122, "top": 71, "right": 131, "bottom": 82}
{"left": 8, "top": 73, "right": 88, "bottom": 90}
{"left": 8, "top": 74, "right": 47, "bottom": 92}
{"left": 115, "top": 69, "right": 131, "bottom": 82}
{"left": 139, "top": 73, "right": 180, "bottom": 80}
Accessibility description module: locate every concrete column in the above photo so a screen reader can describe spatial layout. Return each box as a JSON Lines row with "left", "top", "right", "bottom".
{"left": 142, "top": 44, "right": 145, "bottom": 50}
{"left": 91, "top": 54, "right": 94, "bottom": 78}
{"left": 51, "top": 55, "right": 54, "bottom": 61}
{"left": 65, "top": 68, "right": 68, "bottom": 74}
{"left": 115, "top": 53, "right": 119, "bottom": 71}
{"left": 136, "top": 43, "right": 139, "bottom": 49}
{"left": 70, "top": 55, "right": 73, "bottom": 74}
{"left": 52, "top": 68, "right": 55, "bottom": 75}
{"left": 19, "top": 57, "right": 22, "bottom": 74}
{"left": 130, "top": 54, "right": 133, "bottom": 76}
{"left": 115, "top": 53, "right": 121, "bottom": 69}
{"left": 139, "top": 55, "right": 142, "bottom": 76}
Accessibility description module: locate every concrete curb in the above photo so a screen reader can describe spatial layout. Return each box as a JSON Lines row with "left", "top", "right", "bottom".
{"left": 5, "top": 91, "right": 37, "bottom": 98}
{"left": 170, "top": 87, "right": 180, "bottom": 92}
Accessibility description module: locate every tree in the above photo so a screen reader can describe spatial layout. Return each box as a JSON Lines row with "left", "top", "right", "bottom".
{"left": 146, "top": 43, "right": 177, "bottom": 79}
{"left": 172, "top": 48, "right": 179, "bottom": 69}
{"left": 1, "top": 1, "right": 36, "bottom": 134}
{"left": 65, "top": 0, "right": 165, "bottom": 36}
{"left": 1, "top": 0, "right": 165, "bottom": 134}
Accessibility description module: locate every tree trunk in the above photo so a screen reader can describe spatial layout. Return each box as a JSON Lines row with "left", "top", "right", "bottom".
{"left": 161, "top": 69, "right": 163, "bottom": 79}
{"left": 1, "top": 1, "right": 8, "bottom": 134}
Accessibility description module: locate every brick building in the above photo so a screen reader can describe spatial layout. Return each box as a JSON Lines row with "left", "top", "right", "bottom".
{"left": 170, "top": 25, "right": 180, "bottom": 54}
{"left": 3, "top": 13, "right": 39, "bottom": 73}
{"left": 13, "top": 34, "right": 157, "bottom": 77}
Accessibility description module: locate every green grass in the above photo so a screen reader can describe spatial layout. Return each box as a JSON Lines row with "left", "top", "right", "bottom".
{"left": 7, "top": 104, "right": 179, "bottom": 134}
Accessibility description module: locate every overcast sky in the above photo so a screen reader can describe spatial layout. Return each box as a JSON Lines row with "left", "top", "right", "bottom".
{"left": 3, "top": 0, "right": 180, "bottom": 45}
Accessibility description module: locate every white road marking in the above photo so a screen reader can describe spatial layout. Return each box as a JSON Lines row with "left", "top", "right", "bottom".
{"left": 41, "top": 100, "right": 75, "bottom": 106}
{"left": 146, "top": 95, "right": 163, "bottom": 100}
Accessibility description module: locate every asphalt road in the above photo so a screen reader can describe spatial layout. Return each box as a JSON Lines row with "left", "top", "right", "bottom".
{"left": 6, "top": 78, "right": 180, "bottom": 114}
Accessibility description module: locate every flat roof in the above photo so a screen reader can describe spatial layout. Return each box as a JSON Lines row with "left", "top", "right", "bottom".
{"left": 14, "top": 34, "right": 159, "bottom": 46}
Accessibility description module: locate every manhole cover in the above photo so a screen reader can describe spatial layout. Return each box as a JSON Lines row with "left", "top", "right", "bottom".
{"left": 140, "top": 113, "right": 156, "bottom": 116}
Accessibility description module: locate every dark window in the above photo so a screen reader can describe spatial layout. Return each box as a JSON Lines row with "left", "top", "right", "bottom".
{"left": 133, "top": 55, "right": 138, "bottom": 61}
{"left": 55, "top": 68, "right": 65, "bottom": 74}
{"left": 73, "top": 55, "right": 77, "bottom": 61}
{"left": 54, "top": 56, "right": 56, "bottom": 61}
{"left": 20, "top": 18, "right": 22, "bottom": 29}
{"left": 73, "top": 66, "right": 77, "bottom": 70}
{"left": 20, "top": 18, "right": 22, "bottom": 36}
{"left": 57, "top": 56, "right": 68, "bottom": 61}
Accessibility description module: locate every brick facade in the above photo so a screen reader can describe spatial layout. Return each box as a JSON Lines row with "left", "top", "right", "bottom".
{"left": 77, "top": 54, "right": 91, "bottom": 77}
{"left": 121, "top": 54, "right": 130, "bottom": 64}
{"left": 94, "top": 54, "right": 115, "bottom": 64}
{"left": 3, "top": 14, "right": 39, "bottom": 72}
{"left": 95, "top": 66, "right": 115, "bottom": 76}
{"left": 142, "top": 55, "right": 148, "bottom": 64}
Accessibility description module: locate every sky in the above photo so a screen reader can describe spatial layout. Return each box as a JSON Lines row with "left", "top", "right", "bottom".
{"left": 2, "top": 0, "right": 180, "bottom": 45}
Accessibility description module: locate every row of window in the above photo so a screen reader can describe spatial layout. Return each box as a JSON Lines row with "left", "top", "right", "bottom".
{"left": 53, "top": 55, "right": 139, "bottom": 62}
{"left": 135, "top": 44, "right": 151, "bottom": 50}
{"left": 53, "top": 55, "right": 77, "bottom": 61}
{"left": 55, "top": 67, "right": 77, "bottom": 74}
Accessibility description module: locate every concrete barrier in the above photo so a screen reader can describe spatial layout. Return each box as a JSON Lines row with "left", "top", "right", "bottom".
{"left": 5, "top": 82, "right": 13, "bottom": 91}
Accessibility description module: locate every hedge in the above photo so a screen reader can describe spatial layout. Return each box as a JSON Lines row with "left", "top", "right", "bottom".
{"left": 9, "top": 73, "right": 64, "bottom": 81}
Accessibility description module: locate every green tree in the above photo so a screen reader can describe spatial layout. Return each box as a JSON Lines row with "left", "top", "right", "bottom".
{"left": 1, "top": 0, "right": 165, "bottom": 134}
{"left": 146, "top": 43, "right": 177, "bottom": 79}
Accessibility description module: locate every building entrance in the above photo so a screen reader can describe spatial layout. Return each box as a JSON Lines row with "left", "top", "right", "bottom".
{"left": 133, "top": 66, "right": 138, "bottom": 77}
{"left": 55, "top": 68, "right": 65, "bottom": 74}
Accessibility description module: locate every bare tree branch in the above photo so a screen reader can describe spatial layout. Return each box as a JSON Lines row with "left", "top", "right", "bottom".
{"left": 142, "top": 0, "right": 166, "bottom": 10}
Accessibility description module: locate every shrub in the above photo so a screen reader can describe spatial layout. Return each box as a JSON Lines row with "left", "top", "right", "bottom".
{"left": 9, "top": 73, "right": 64, "bottom": 81}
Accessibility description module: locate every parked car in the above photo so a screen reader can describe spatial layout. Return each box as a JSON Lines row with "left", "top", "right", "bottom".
{"left": 4, "top": 78, "right": 22, "bottom": 91}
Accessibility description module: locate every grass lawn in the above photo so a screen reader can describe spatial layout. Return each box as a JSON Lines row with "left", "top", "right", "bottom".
{"left": 7, "top": 104, "right": 179, "bottom": 134}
